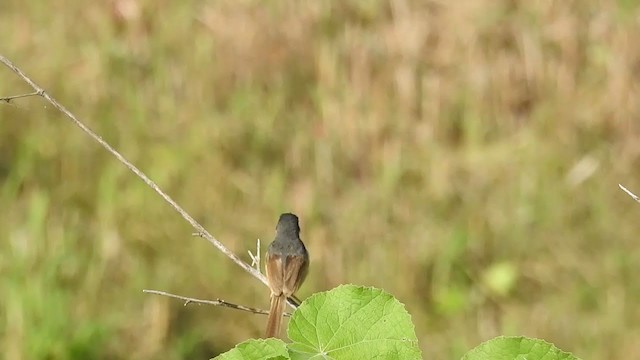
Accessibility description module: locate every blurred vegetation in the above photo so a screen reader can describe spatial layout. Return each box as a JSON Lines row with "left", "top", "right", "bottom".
{"left": 1, "top": 0, "right": 640, "bottom": 359}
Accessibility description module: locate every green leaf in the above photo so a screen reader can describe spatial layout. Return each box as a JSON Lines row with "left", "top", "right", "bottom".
{"left": 286, "top": 284, "right": 421, "bottom": 359}
{"left": 462, "top": 336, "right": 581, "bottom": 360}
{"left": 213, "top": 338, "right": 289, "bottom": 360}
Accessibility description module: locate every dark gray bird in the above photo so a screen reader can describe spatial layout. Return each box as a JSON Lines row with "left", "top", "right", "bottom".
{"left": 264, "top": 213, "right": 309, "bottom": 338}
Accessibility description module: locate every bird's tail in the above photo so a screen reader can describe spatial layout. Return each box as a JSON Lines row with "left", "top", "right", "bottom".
{"left": 265, "top": 294, "right": 285, "bottom": 338}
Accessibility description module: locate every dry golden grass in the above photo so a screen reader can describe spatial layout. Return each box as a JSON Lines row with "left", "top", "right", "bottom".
{"left": 2, "top": 0, "right": 640, "bottom": 358}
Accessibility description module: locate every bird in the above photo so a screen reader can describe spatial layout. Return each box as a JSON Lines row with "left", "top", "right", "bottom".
{"left": 264, "top": 213, "right": 309, "bottom": 338}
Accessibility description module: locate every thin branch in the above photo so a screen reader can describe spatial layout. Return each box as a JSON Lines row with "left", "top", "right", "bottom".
{"left": 143, "top": 289, "right": 291, "bottom": 317}
{"left": 0, "top": 54, "right": 298, "bottom": 309}
{"left": 619, "top": 184, "right": 640, "bottom": 204}
{"left": 0, "top": 91, "right": 40, "bottom": 102}
{"left": 0, "top": 54, "right": 261, "bottom": 282}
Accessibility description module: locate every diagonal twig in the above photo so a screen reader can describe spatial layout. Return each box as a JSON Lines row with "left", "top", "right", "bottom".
{"left": 619, "top": 184, "right": 640, "bottom": 204}
{"left": 0, "top": 54, "right": 299, "bottom": 309}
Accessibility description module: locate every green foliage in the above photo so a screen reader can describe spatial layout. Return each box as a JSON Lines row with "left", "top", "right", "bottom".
{"left": 462, "top": 336, "right": 580, "bottom": 360}
{"left": 214, "top": 286, "right": 421, "bottom": 359}
{"left": 214, "top": 339, "right": 288, "bottom": 360}
{"left": 287, "top": 285, "right": 421, "bottom": 359}
{"left": 215, "top": 285, "right": 420, "bottom": 359}
{"left": 215, "top": 287, "right": 580, "bottom": 360}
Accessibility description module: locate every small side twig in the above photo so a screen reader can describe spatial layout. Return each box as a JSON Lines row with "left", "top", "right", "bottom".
{"left": 143, "top": 289, "right": 291, "bottom": 317}
{"left": 248, "top": 238, "right": 261, "bottom": 271}
{"left": 619, "top": 184, "right": 640, "bottom": 204}
{"left": 0, "top": 91, "right": 41, "bottom": 103}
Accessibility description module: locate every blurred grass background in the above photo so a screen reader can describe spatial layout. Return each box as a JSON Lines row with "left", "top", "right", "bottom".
{"left": 1, "top": 0, "right": 640, "bottom": 358}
